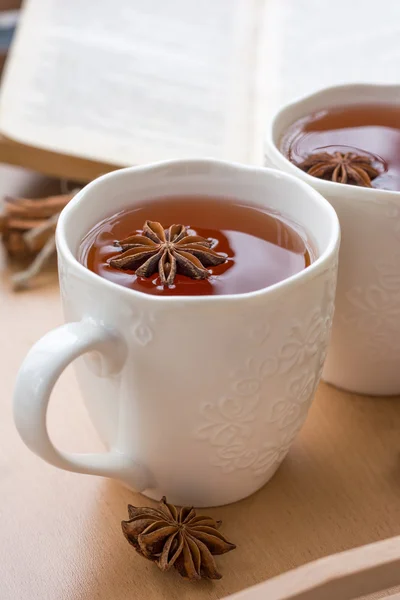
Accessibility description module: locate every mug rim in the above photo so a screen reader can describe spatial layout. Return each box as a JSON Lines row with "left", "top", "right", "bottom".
{"left": 265, "top": 82, "right": 400, "bottom": 200}
{"left": 56, "top": 158, "right": 340, "bottom": 305}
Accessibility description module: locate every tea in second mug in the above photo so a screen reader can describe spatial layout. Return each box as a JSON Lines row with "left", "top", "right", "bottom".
{"left": 13, "top": 160, "right": 339, "bottom": 507}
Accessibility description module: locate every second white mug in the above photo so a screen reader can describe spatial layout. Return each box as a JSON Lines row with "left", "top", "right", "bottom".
{"left": 265, "top": 84, "right": 400, "bottom": 396}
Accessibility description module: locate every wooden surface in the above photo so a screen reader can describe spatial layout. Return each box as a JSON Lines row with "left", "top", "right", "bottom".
{"left": 1, "top": 169, "right": 400, "bottom": 599}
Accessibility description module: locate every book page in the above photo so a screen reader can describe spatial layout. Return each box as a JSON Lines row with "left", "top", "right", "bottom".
{"left": 0, "top": 0, "right": 269, "bottom": 166}
{"left": 264, "top": 0, "right": 400, "bottom": 111}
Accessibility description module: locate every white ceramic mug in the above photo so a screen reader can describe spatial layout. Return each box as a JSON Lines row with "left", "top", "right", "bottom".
{"left": 264, "top": 84, "right": 400, "bottom": 396}
{"left": 13, "top": 159, "right": 339, "bottom": 507}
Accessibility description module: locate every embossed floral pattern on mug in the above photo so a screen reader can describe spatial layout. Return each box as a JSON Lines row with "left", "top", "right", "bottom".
{"left": 131, "top": 312, "right": 155, "bottom": 347}
{"left": 343, "top": 248, "right": 400, "bottom": 362}
{"left": 196, "top": 265, "right": 337, "bottom": 477}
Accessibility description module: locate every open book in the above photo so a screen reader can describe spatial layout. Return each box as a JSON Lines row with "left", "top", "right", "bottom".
{"left": 0, "top": 0, "right": 270, "bottom": 181}
{"left": 1, "top": 0, "right": 399, "bottom": 183}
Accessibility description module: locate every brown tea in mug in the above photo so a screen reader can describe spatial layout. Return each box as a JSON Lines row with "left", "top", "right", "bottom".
{"left": 280, "top": 103, "right": 400, "bottom": 191}
{"left": 79, "top": 196, "right": 313, "bottom": 297}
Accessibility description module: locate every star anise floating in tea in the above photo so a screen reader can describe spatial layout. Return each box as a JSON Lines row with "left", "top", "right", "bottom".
{"left": 297, "top": 151, "right": 380, "bottom": 187}
{"left": 121, "top": 497, "right": 236, "bottom": 580}
{"left": 110, "top": 220, "right": 227, "bottom": 285}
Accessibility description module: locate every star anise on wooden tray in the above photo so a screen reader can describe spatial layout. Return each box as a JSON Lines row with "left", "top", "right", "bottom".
{"left": 0, "top": 190, "right": 79, "bottom": 290}
{"left": 110, "top": 220, "right": 227, "bottom": 286}
{"left": 297, "top": 151, "right": 380, "bottom": 187}
{"left": 121, "top": 497, "right": 236, "bottom": 580}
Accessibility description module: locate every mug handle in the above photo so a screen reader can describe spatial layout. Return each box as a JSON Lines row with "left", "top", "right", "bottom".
{"left": 13, "top": 320, "right": 150, "bottom": 491}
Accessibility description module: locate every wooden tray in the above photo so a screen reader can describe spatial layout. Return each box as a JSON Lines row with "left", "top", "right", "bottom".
{"left": 226, "top": 536, "right": 400, "bottom": 599}
{"left": 1, "top": 260, "right": 400, "bottom": 600}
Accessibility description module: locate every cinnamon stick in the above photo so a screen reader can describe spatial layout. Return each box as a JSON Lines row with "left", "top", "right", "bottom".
{"left": 4, "top": 194, "right": 72, "bottom": 219}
